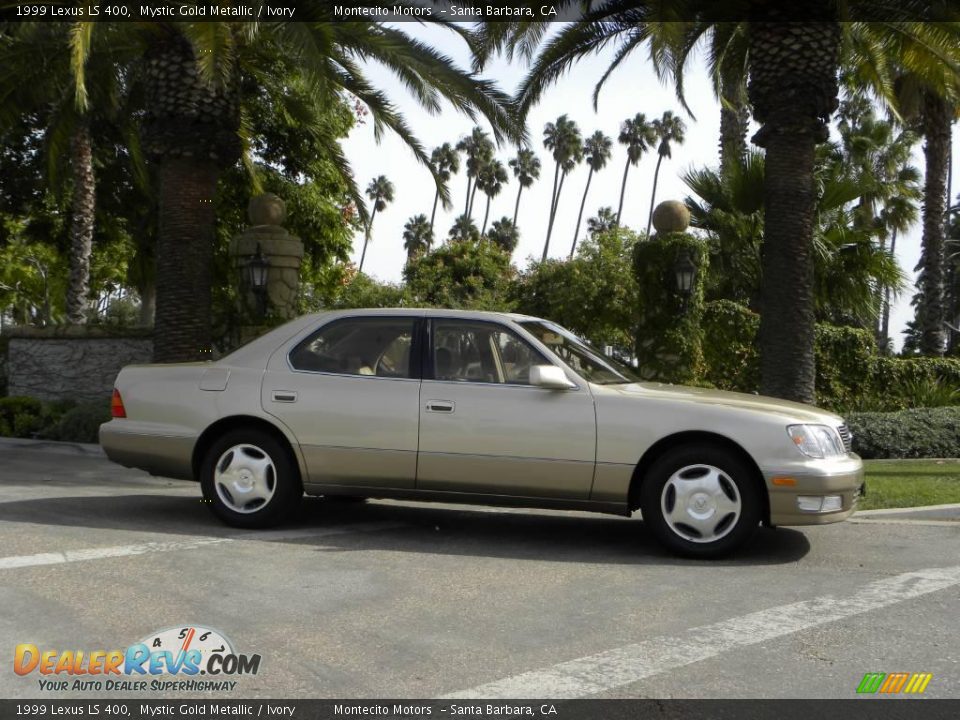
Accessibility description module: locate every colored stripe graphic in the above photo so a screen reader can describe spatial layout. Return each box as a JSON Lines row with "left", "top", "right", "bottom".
{"left": 857, "top": 672, "right": 932, "bottom": 694}
{"left": 904, "top": 673, "right": 933, "bottom": 694}
{"left": 857, "top": 673, "right": 885, "bottom": 694}
{"left": 880, "top": 672, "right": 909, "bottom": 693}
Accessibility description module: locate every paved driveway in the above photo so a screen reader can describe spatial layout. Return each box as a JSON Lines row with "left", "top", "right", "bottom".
{"left": 1, "top": 440, "right": 958, "bottom": 700}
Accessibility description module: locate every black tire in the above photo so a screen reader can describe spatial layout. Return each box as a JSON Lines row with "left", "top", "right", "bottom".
{"left": 640, "top": 445, "right": 761, "bottom": 559}
{"left": 200, "top": 428, "right": 302, "bottom": 529}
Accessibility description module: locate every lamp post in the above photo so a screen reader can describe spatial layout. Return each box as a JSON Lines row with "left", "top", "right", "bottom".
{"left": 674, "top": 248, "right": 697, "bottom": 311}
{"left": 244, "top": 243, "right": 270, "bottom": 318}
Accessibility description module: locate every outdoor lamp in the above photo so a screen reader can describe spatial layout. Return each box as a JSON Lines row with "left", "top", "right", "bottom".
{"left": 244, "top": 243, "right": 270, "bottom": 317}
{"left": 674, "top": 248, "right": 697, "bottom": 308}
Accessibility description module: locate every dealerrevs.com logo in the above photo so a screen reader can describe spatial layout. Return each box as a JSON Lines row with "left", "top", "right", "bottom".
{"left": 14, "top": 625, "right": 261, "bottom": 693}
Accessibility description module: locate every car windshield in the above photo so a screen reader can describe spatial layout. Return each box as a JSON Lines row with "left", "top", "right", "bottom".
{"left": 518, "top": 320, "right": 641, "bottom": 385}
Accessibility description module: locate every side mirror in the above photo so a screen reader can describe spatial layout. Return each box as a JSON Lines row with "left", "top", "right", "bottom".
{"left": 529, "top": 365, "right": 576, "bottom": 390}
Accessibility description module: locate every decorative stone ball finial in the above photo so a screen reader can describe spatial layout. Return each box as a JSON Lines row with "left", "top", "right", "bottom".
{"left": 248, "top": 193, "right": 287, "bottom": 227}
{"left": 651, "top": 200, "right": 691, "bottom": 235}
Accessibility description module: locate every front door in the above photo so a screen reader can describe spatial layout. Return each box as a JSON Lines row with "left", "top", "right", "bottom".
{"left": 416, "top": 319, "right": 596, "bottom": 499}
{"left": 262, "top": 315, "right": 422, "bottom": 488}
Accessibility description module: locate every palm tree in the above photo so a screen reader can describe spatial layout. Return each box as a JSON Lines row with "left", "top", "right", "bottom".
{"left": 508, "top": 147, "right": 541, "bottom": 227}
{"left": 359, "top": 175, "right": 394, "bottom": 274}
{"left": 450, "top": 214, "right": 480, "bottom": 243}
{"left": 69, "top": 20, "right": 521, "bottom": 362}
{"left": 428, "top": 143, "right": 460, "bottom": 236}
{"left": 476, "top": 158, "right": 509, "bottom": 234}
{"left": 615, "top": 114, "right": 656, "bottom": 226}
{"left": 587, "top": 207, "right": 619, "bottom": 237}
{"left": 571, "top": 131, "right": 612, "bottom": 258}
{"left": 487, "top": 217, "right": 520, "bottom": 253}
{"left": 542, "top": 114, "right": 583, "bottom": 261}
{"left": 403, "top": 214, "right": 433, "bottom": 263}
{"left": 836, "top": 99, "right": 921, "bottom": 349}
{"left": 457, "top": 127, "right": 495, "bottom": 220}
{"left": 482, "top": 3, "right": 957, "bottom": 402}
{"left": 0, "top": 24, "right": 131, "bottom": 327}
{"left": 645, "top": 111, "right": 687, "bottom": 238}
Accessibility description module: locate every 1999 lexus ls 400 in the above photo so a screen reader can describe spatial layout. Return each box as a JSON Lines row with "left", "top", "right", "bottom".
{"left": 100, "top": 309, "right": 864, "bottom": 558}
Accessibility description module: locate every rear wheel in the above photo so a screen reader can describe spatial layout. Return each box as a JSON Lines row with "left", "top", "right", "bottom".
{"left": 640, "top": 445, "right": 761, "bottom": 558}
{"left": 200, "top": 429, "right": 302, "bottom": 529}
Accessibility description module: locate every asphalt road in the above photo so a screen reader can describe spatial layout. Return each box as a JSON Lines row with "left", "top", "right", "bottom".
{"left": 1, "top": 438, "right": 959, "bottom": 701}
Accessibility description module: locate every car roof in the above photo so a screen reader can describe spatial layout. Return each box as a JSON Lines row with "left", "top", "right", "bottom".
{"left": 301, "top": 308, "right": 544, "bottom": 323}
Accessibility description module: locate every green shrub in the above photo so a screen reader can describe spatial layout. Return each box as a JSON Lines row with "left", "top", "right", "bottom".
{"left": 0, "top": 396, "right": 45, "bottom": 437}
{"left": 846, "top": 406, "right": 960, "bottom": 459}
{"left": 55, "top": 402, "right": 112, "bottom": 443}
{"left": 701, "top": 300, "right": 759, "bottom": 392}
{"left": 814, "top": 325, "right": 876, "bottom": 412}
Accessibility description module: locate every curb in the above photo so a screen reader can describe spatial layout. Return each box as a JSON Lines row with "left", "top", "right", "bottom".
{"left": 854, "top": 502, "right": 960, "bottom": 516}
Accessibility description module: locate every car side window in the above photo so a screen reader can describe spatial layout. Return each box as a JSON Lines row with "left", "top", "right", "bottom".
{"left": 432, "top": 321, "right": 548, "bottom": 385}
{"left": 289, "top": 318, "right": 416, "bottom": 378}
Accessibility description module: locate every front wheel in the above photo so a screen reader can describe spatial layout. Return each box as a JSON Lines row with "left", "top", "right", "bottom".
{"left": 640, "top": 445, "right": 761, "bottom": 558}
{"left": 200, "top": 429, "right": 302, "bottom": 529}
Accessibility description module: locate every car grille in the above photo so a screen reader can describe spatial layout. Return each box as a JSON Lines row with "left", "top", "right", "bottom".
{"left": 837, "top": 424, "right": 852, "bottom": 453}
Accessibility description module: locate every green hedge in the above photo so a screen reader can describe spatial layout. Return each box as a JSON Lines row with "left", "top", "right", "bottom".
{"left": 846, "top": 406, "right": 960, "bottom": 459}
{"left": 0, "top": 396, "right": 51, "bottom": 438}
{"left": 700, "top": 300, "right": 960, "bottom": 412}
{"left": 0, "top": 397, "right": 109, "bottom": 442}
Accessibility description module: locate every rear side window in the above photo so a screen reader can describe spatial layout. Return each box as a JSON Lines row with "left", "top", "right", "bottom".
{"left": 289, "top": 318, "right": 417, "bottom": 378}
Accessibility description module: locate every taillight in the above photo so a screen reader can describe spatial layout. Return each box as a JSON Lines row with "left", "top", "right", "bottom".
{"left": 111, "top": 389, "right": 126, "bottom": 418}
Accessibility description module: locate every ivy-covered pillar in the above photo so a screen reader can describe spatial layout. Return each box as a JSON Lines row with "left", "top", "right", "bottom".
{"left": 228, "top": 193, "right": 304, "bottom": 344}
{"left": 632, "top": 200, "right": 709, "bottom": 384}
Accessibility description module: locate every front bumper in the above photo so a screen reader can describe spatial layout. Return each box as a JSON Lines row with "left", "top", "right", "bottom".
{"left": 765, "top": 454, "right": 864, "bottom": 526}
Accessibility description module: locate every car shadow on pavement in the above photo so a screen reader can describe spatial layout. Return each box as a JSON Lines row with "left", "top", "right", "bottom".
{"left": 0, "top": 493, "right": 811, "bottom": 566}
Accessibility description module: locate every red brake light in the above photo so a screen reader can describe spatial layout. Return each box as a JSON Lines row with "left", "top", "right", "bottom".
{"left": 111, "top": 389, "right": 126, "bottom": 418}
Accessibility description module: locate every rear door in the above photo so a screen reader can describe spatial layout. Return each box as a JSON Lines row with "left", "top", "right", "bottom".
{"left": 416, "top": 318, "right": 597, "bottom": 499}
{"left": 262, "top": 315, "right": 422, "bottom": 488}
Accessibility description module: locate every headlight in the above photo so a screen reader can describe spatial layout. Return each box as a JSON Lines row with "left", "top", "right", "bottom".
{"left": 787, "top": 424, "right": 847, "bottom": 459}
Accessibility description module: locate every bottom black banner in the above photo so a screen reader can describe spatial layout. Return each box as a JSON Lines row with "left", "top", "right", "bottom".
{"left": 2, "top": 699, "right": 958, "bottom": 720}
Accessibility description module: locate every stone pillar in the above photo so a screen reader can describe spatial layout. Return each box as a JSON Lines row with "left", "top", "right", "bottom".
{"left": 228, "top": 194, "right": 304, "bottom": 339}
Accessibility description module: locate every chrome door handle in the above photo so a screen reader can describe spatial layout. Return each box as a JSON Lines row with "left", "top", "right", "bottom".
{"left": 425, "top": 399, "right": 455, "bottom": 413}
{"left": 271, "top": 390, "right": 298, "bottom": 403}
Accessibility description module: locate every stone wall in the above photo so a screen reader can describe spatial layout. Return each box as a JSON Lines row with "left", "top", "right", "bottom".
{"left": 5, "top": 327, "right": 153, "bottom": 402}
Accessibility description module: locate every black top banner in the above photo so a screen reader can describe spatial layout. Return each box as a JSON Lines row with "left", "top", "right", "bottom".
{"left": 1, "top": 0, "right": 957, "bottom": 23}
{"left": 3, "top": 699, "right": 960, "bottom": 720}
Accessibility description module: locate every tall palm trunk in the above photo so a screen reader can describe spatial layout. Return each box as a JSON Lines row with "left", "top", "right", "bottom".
{"left": 571, "top": 167, "right": 594, "bottom": 258}
{"left": 749, "top": 16, "right": 841, "bottom": 403}
{"left": 464, "top": 177, "right": 472, "bottom": 217}
{"left": 469, "top": 183, "right": 480, "bottom": 219}
{"left": 616, "top": 159, "right": 630, "bottom": 225}
{"left": 512, "top": 185, "right": 524, "bottom": 226}
{"left": 358, "top": 206, "right": 378, "bottom": 274}
{"left": 543, "top": 170, "right": 567, "bottom": 262}
{"left": 66, "top": 120, "right": 95, "bottom": 325}
{"left": 880, "top": 227, "right": 898, "bottom": 351}
{"left": 543, "top": 160, "right": 562, "bottom": 261}
{"left": 153, "top": 158, "right": 218, "bottom": 362}
{"left": 916, "top": 92, "right": 951, "bottom": 355}
{"left": 645, "top": 154, "right": 665, "bottom": 238}
{"left": 482, "top": 195, "right": 492, "bottom": 234}
{"left": 144, "top": 31, "right": 240, "bottom": 362}
{"left": 429, "top": 190, "right": 440, "bottom": 236}
{"left": 719, "top": 64, "right": 749, "bottom": 178}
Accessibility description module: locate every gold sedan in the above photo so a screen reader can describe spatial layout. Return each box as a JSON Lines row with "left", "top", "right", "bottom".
{"left": 100, "top": 309, "right": 864, "bottom": 558}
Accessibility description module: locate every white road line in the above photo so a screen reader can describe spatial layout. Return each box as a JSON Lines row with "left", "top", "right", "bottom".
{"left": 442, "top": 564, "right": 960, "bottom": 699}
{"left": 0, "top": 521, "right": 406, "bottom": 571}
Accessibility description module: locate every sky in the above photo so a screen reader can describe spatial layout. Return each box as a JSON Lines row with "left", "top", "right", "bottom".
{"left": 340, "top": 24, "right": 960, "bottom": 351}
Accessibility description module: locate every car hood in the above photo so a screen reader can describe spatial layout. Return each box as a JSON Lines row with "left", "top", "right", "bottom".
{"left": 598, "top": 382, "right": 843, "bottom": 424}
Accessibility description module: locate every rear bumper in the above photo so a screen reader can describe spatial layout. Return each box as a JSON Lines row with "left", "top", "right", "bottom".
{"left": 99, "top": 420, "right": 196, "bottom": 481}
{"left": 765, "top": 455, "right": 865, "bottom": 526}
